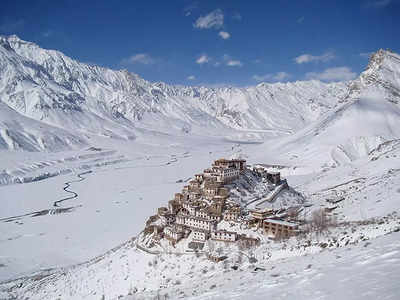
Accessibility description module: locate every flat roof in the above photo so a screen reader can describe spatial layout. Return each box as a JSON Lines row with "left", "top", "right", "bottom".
{"left": 264, "top": 218, "right": 298, "bottom": 227}
{"left": 213, "top": 230, "right": 237, "bottom": 235}
{"left": 177, "top": 213, "right": 217, "bottom": 223}
{"left": 250, "top": 208, "right": 273, "bottom": 213}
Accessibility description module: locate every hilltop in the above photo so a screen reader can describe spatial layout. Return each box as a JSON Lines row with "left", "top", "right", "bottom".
{"left": 139, "top": 158, "right": 304, "bottom": 254}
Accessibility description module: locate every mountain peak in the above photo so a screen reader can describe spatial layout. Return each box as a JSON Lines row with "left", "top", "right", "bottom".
{"left": 0, "top": 34, "right": 19, "bottom": 40}
{"left": 0, "top": 34, "right": 36, "bottom": 46}
{"left": 358, "top": 49, "right": 400, "bottom": 97}
{"left": 5, "top": 34, "right": 22, "bottom": 40}
{"left": 367, "top": 49, "right": 399, "bottom": 70}
{"left": 1, "top": 36, "right": 399, "bottom": 152}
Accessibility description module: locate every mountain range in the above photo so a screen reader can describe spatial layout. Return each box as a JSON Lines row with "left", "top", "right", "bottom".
{"left": 1, "top": 35, "right": 400, "bottom": 163}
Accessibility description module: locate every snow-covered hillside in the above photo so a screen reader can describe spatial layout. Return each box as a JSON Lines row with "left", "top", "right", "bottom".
{"left": 255, "top": 49, "right": 400, "bottom": 167}
{"left": 0, "top": 102, "right": 86, "bottom": 152}
{"left": 0, "top": 35, "right": 348, "bottom": 151}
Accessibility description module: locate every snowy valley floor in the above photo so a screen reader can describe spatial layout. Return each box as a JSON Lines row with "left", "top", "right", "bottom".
{"left": 1, "top": 134, "right": 400, "bottom": 299}
{"left": 0, "top": 136, "right": 253, "bottom": 281}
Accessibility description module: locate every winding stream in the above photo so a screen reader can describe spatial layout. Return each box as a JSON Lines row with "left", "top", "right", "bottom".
{"left": 53, "top": 171, "right": 91, "bottom": 207}
{"left": 0, "top": 171, "right": 92, "bottom": 223}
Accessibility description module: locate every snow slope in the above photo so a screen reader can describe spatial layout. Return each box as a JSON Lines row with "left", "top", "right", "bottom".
{"left": 258, "top": 50, "right": 400, "bottom": 168}
{"left": 272, "top": 93, "right": 400, "bottom": 167}
{"left": 0, "top": 102, "right": 86, "bottom": 152}
{"left": 1, "top": 211, "right": 398, "bottom": 300}
{"left": 187, "top": 231, "right": 400, "bottom": 300}
{"left": 0, "top": 35, "right": 348, "bottom": 151}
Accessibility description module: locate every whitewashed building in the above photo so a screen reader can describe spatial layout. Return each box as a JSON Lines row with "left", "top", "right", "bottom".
{"left": 160, "top": 213, "right": 176, "bottom": 226}
{"left": 195, "top": 209, "right": 208, "bottom": 219}
{"left": 164, "top": 226, "right": 184, "bottom": 242}
{"left": 223, "top": 208, "right": 240, "bottom": 221}
{"left": 192, "top": 229, "right": 209, "bottom": 242}
{"left": 211, "top": 230, "right": 237, "bottom": 242}
{"left": 176, "top": 213, "right": 217, "bottom": 231}
{"left": 215, "top": 167, "right": 240, "bottom": 183}
{"left": 195, "top": 174, "right": 204, "bottom": 182}
{"left": 182, "top": 201, "right": 199, "bottom": 216}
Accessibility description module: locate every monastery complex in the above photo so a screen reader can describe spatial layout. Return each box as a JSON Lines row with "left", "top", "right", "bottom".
{"left": 143, "top": 158, "right": 302, "bottom": 252}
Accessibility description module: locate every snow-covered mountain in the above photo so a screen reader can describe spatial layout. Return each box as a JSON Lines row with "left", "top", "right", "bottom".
{"left": 1, "top": 35, "right": 400, "bottom": 166}
{"left": 0, "top": 101, "right": 86, "bottom": 151}
{"left": 0, "top": 35, "right": 348, "bottom": 151}
{"left": 262, "top": 49, "right": 400, "bottom": 167}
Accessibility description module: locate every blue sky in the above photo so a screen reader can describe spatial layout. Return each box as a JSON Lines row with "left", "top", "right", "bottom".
{"left": 0, "top": 0, "right": 399, "bottom": 86}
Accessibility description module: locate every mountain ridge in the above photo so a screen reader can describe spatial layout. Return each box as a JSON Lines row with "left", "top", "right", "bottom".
{"left": 1, "top": 35, "right": 399, "bottom": 153}
{"left": 0, "top": 35, "right": 348, "bottom": 150}
{"left": 267, "top": 49, "right": 400, "bottom": 167}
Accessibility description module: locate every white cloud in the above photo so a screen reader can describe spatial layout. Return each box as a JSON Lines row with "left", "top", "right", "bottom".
{"left": 294, "top": 51, "right": 335, "bottom": 64}
{"left": 253, "top": 72, "right": 291, "bottom": 82}
{"left": 297, "top": 16, "right": 305, "bottom": 24}
{"left": 218, "top": 31, "right": 230, "bottom": 39}
{"left": 196, "top": 54, "right": 211, "bottom": 64}
{"left": 187, "top": 75, "right": 196, "bottom": 80}
{"left": 121, "top": 53, "right": 155, "bottom": 65}
{"left": 274, "top": 72, "right": 291, "bottom": 81}
{"left": 365, "top": 0, "right": 391, "bottom": 8}
{"left": 226, "top": 60, "right": 243, "bottom": 67}
{"left": 222, "top": 54, "right": 242, "bottom": 67}
{"left": 194, "top": 9, "right": 224, "bottom": 29}
{"left": 305, "top": 67, "right": 357, "bottom": 82}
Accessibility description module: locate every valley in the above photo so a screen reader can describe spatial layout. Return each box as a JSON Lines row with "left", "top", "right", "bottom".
{"left": 0, "top": 35, "right": 399, "bottom": 299}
